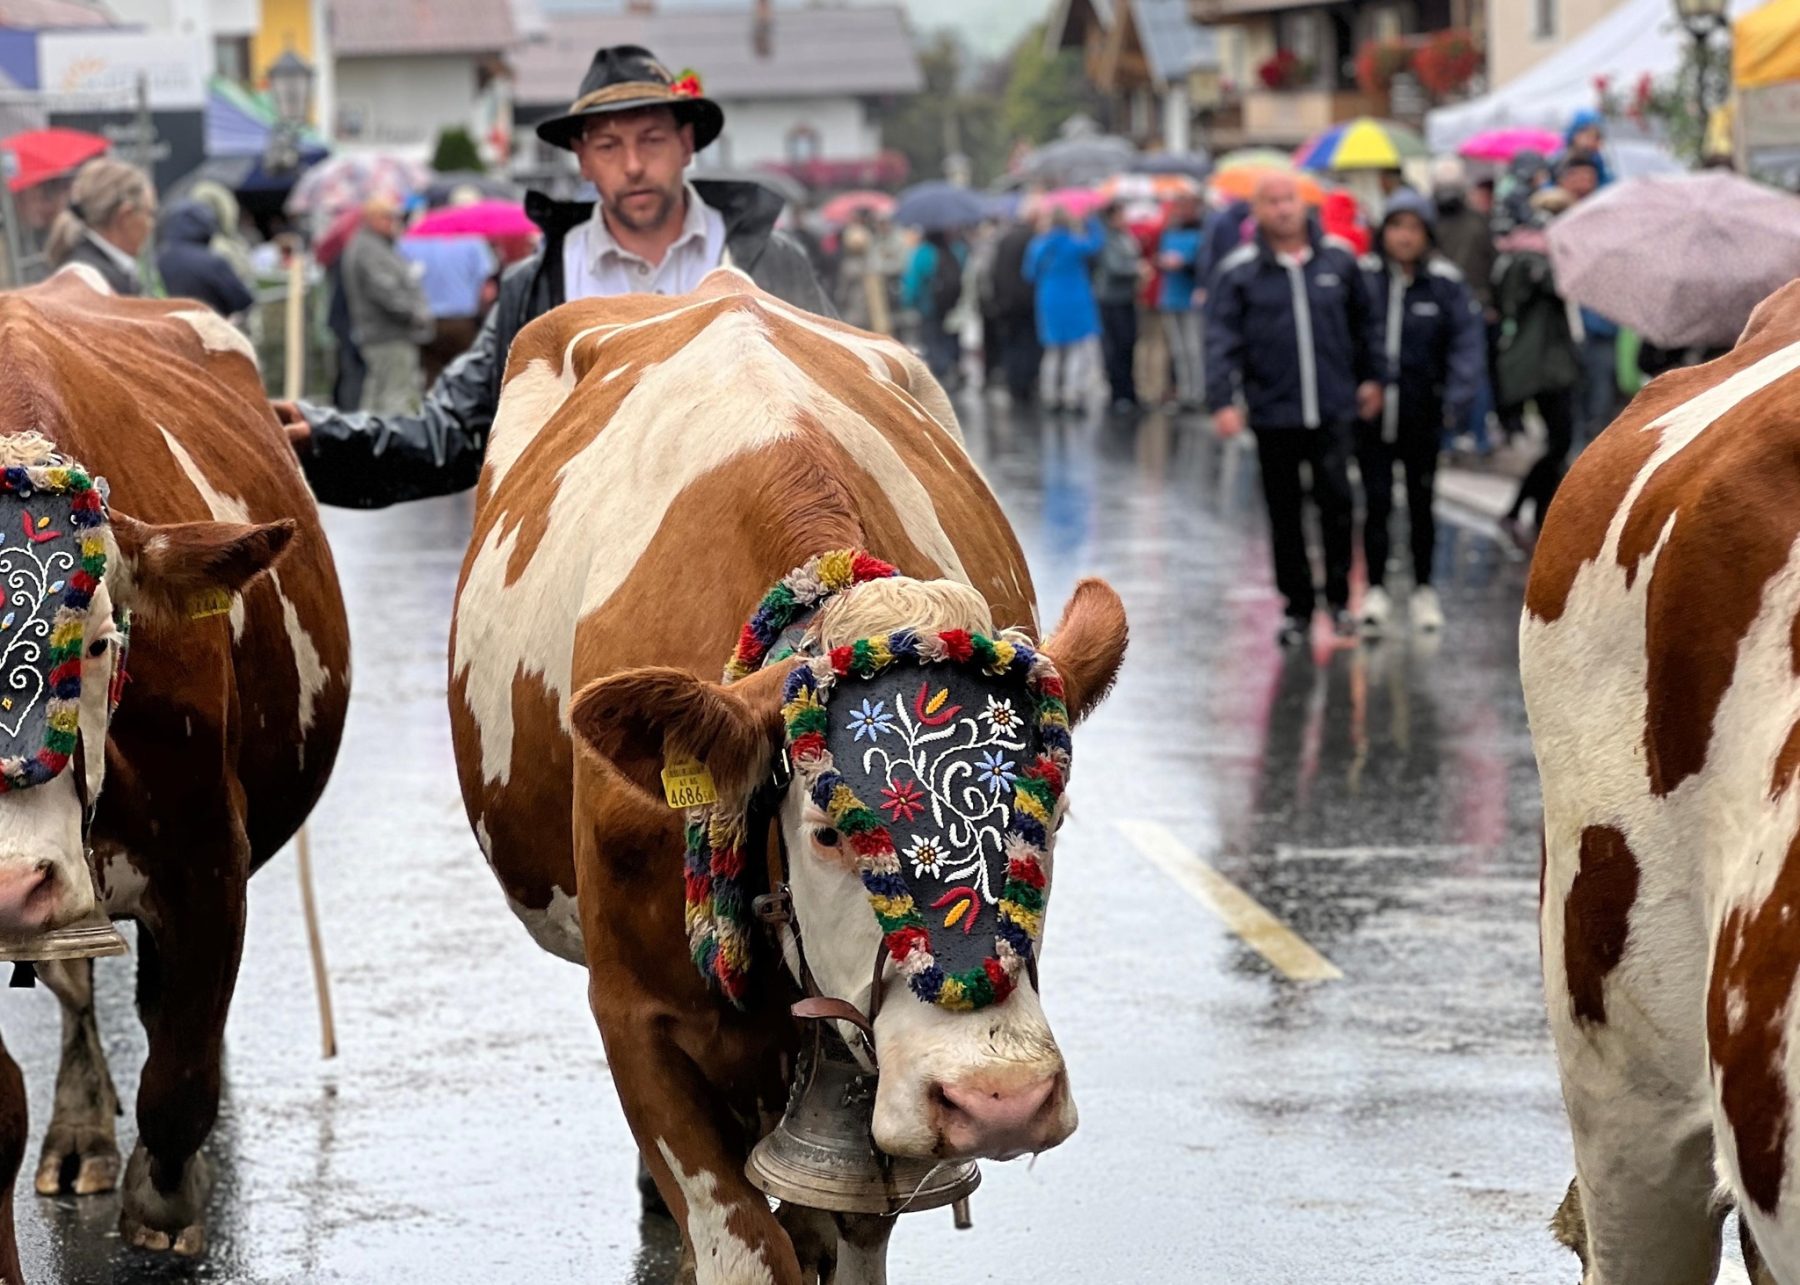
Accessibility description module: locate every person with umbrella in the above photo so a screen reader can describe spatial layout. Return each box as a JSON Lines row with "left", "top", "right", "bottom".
{"left": 1354, "top": 190, "right": 1484, "bottom": 636}
{"left": 987, "top": 205, "right": 1042, "bottom": 406}
{"left": 45, "top": 158, "right": 156, "bottom": 296}
{"left": 277, "top": 45, "right": 829, "bottom": 508}
{"left": 1157, "top": 192, "right": 1207, "bottom": 409}
{"left": 901, "top": 227, "right": 965, "bottom": 385}
{"left": 1206, "top": 172, "right": 1384, "bottom": 646}
{"left": 1429, "top": 157, "right": 1497, "bottom": 455}
{"left": 1026, "top": 206, "right": 1104, "bottom": 413}
{"left": 1555, "top": 152, "right": 1623, "bottom": 447}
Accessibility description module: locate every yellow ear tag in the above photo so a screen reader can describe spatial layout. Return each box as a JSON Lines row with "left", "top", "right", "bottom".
{"left": 661, "top": 757, "right": 718, "bottom": 809}
{"left": 187, "top": 587, "right": 234, "bottom": 620}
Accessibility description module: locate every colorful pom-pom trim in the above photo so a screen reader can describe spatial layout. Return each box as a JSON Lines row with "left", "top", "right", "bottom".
{"left": 782, "top": 629, "right": 1069, "bottom": 1012}
{"left": 688, "top": 550, "right": 900, "bottom": 1004}
{"left": 0, "top": 460, "right": 107, "bottom": 794}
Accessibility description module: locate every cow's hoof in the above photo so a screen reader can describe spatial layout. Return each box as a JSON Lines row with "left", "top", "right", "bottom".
{"left": 119, "top": 1143, "right": 210, "bottom": 1258}
{"left": 34, "top": 1126, "right": 120, "bottom": 1196}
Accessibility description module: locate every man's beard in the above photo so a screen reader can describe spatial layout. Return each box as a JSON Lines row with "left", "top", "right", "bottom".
{"left": 605, "top": 183, "right": 679, "bottom": 234}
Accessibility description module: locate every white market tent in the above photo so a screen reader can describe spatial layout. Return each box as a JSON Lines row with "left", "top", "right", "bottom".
{"left": 1426, "top": 0, "right": 1754, "bottom": 150}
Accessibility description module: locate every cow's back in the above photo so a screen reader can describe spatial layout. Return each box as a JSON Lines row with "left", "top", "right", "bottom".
{"left": 0, "top": 272, "right": 350, "bottom": 861}
{"left": 450, "top": 271, "right": 1033, "bottom": 956}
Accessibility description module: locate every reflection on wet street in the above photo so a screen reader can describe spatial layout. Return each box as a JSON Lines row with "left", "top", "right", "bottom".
{"left": 5, "top": 395, "right": 1581, "bottom": 1281}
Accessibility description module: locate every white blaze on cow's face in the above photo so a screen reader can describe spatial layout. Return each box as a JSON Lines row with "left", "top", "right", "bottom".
{"left": 0, "top": 574, "right": 124, "bottom": 936}
{"left": 780, "top": 785, "right": 1077, "bottom": 1162}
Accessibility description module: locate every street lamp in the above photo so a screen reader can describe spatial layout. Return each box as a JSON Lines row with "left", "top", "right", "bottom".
{"left": 1672, "top": 0, "right": 1731, "bottom": 130}
{"left": 265, "top": 51, "right": 315, "bottom": 174}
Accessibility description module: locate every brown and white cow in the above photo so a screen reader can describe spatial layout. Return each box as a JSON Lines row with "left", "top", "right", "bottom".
{"left": 1523, "top": 281, "right": 1800, "bottom": 1284}
{"left": 450, "top": 269, "right": 1126, "bottom": 1281}
{"left": 0, "top": 269, "right": 350, "bottom": 1268}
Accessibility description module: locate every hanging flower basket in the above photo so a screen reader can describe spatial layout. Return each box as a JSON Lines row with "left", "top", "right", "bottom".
{"left": 1413, "top": 29, "right": 1482, "bottom": 100}
{"left": 1355, "top": 39, "right": 1413, "bottom": 96}
{"left": 1257, "top": 49, "right": 1315, "bottom": 92}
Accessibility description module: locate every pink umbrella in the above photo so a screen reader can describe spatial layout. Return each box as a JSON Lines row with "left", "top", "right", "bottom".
{"left": 406, "top": 199, "right": 538, "bottom": 241}
{"left": 1039, "top": 186, "right": 1106, "bottom": 219}
{"left": 1458, "top": 127, "right": 1564, "bottom": 164}
{"left": 818, "top": 190, "right": 895, "bottom": 225}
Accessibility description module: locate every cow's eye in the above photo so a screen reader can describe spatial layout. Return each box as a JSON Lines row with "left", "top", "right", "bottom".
{"left": 88, "top": 639, "right": 109, "bottom": 657}
{"left": 814, "top": 827, "right": 840, "bottom": 848}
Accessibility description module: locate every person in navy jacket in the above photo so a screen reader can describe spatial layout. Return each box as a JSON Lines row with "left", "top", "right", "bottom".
{"left": 1354, "top": 189, "right": 1484, "bottom": 637}
{"left": 1206, "top": 172, "right": 1384, "bottom": 645}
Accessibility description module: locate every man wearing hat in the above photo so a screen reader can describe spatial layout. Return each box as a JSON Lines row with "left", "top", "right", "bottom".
{"left": 277, "top": 46, "right": 831, "bottom": 509}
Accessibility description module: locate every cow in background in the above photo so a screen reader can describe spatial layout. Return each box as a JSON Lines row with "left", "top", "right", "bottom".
{"left": 0, "top": 268, "right": 350, "bottom": 1267}
{"left": 450, "top": 270, "right": 1126, "bottom": 1282}
{"left": 1524, "top": 280, "right": 1800, "bottom": 1283}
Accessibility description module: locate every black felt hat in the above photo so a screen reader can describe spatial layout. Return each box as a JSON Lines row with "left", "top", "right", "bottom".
{"left": 534, "top": 45, "right": 725, "bottom": 153}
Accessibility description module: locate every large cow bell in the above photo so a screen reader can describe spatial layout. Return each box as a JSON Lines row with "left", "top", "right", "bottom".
{"left": 748, "top": 1025, "right": 979, "bottom": 1216}
{"left": 0, "top": 911, "right": 127, "bottom": 964}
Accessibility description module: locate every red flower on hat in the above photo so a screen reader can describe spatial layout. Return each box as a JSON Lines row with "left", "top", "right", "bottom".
{"left": 671, "top": 70, "right": 704, "bottom": 99}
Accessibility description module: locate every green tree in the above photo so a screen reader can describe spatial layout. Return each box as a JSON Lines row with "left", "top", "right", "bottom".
{"left": 430, "top": 127, "right": 484, "bottom": 175}
{"left": 873, "top": 31, "right": 1008, "bottom": 186}
{"left": 1000, "top": 23, "right": 1100, "bottom": 146}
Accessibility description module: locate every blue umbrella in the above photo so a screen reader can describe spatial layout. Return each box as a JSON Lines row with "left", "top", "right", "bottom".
{"left": 893, "top": 181, "right": 985, "bottom": 231}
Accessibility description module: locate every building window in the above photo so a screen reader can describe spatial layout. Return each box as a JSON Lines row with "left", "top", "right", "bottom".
{"left": 213, "top": 36, "right": 251, "bottom": 88}
{"left": 1533, "top": 0, "right": 1556, "bottom": 39}
{"left": 337, "top": 102, "right": 367, "bottom": 141}
{"left": 785, "top": 125, "right": 820, "bottom": 164}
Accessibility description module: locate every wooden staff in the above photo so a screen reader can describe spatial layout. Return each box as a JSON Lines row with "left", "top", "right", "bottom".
{"left": 281, "top": 246, "right": 337, "bottom": 1060}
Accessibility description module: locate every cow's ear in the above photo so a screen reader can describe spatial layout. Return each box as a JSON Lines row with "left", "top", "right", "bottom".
{"left": 569, "top": 661, "right": 794, "bottom": 808}
{"left": 1040, "top": 578, "right": 1128, "bottom": 724}
{"left": 109, "top": 512, "right": 296, "bottom": 626}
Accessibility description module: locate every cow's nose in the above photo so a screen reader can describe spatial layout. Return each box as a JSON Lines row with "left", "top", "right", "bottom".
{"left": 0, "top": 860, "right": 56, "bottom": 936}
{"left": 933, "top": 1071, "right": 1063, "bottom": 1160}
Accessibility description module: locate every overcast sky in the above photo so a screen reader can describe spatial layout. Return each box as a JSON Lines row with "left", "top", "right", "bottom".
{"left": 539, "top": 0, "right": 1051, "bottom": 58}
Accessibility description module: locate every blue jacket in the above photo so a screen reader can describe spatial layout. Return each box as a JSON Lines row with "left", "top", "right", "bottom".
{"left": 1204, "top": 229, "right": 1382, "bottom": 428}
{"left": 1156, "top": 223, "right": 1202, "bottom": 312}
{"left": 1025, "top": 221, "right": 1103, "bottom": 347}
{"left": 1359, "top": 252, "right": 1485, "bottom": 440}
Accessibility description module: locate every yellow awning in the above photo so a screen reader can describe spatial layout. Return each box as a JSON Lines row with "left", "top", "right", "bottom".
{"left": 1735, "top": 0, "right": 1800, "bottom": 89}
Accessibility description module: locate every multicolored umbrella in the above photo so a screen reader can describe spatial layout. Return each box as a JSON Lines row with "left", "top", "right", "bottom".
{"left": 1, "top": 128, "right": 108, "bottom": 193}
{"left": 1457, "top": 127, "right": 1563, "bottom": 164}
{"left": 1293, "top": 118, "right": 1428, "bottom": 172}
{"left": 405, "top": 199, "right": 537, "bottom": 241}
{"left": 818, "top": 190, "right": 895, "bottom": 225}
{"left": 286, "top": 153, "right": 431, "bottom": 222}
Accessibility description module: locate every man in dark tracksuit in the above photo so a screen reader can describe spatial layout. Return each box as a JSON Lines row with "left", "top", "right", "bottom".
{"left": 1355, "top": 190, "right": 1484, "bottom": 637}
{"left": 1206, "top": 173, "right": 1385, "bottom": 645}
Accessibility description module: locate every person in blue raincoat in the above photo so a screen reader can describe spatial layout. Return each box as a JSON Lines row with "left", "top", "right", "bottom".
{"left": 1353, "top": 189, "right": 1484, "bottom": 638}
{"left": 1556, "top": 108, "right": 1615, "bottom": 187}
{"left": 1025, "top": 208, "right": 1103, "bottom": 412}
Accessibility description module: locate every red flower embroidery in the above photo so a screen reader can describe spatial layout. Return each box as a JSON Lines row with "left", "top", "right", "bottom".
{"left": 881, "top": 778, "right": 925, "bottom": 823}
{"left": 671, "top": 71, "right": 703, "bottom": 99}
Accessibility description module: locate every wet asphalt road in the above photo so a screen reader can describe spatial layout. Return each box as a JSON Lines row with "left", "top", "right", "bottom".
{"left": 0, "top": 394, "right": 1619, "bottom": 1282}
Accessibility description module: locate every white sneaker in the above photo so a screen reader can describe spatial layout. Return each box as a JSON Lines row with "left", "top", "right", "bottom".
{"left": 1411, "top": 586, "right": 1444, "bottom": 632}
{"left": 1360, "top": 586, "right": 1393, "bottom": 635}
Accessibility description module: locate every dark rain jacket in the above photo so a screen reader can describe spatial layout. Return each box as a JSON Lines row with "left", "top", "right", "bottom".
{"left": 296, "top": 179, "right": 832, "bottom": 509}
{"left": 158, "top": 201, "right": 255, "bottom": 318}
{"left": 1492, "top": 224, "right": 1579, "bottom": 406}
{"left": 1359, "top": 251, "right": 1485, "bottom": 442}
{"left": 1204, "top": 227, "right": 1382, "bottom": 429}
{"left": 1431, "top": 194, "right": 1496, "bottom": 314}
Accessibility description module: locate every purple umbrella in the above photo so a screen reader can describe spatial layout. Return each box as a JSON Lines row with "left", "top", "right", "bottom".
{"left": 1546, "top": 172, "right": 1800, "bottom": 350}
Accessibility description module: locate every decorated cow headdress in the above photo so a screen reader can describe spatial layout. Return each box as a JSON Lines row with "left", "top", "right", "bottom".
{"left": 685, "top": 551, "right": 1068, "bottom": 1013}
{"left": 0, "top": 454, "right": 113, "bottom": 793}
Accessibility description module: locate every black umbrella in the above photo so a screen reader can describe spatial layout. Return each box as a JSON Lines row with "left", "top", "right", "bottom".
{"left": 1016, "top": 134, "right": 1136, "bottom": 187}
{"left": 1132, "top": 151, "right": 1212, "bottom": 180}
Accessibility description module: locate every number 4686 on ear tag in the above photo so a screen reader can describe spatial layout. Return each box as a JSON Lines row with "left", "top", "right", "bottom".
{"left": 661, "top": 757, "right": 717, "bottom": 809}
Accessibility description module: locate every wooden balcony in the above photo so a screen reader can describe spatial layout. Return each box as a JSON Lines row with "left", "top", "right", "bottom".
{"left": 1240, "top": 88, "right": 1389, "bottom": 145}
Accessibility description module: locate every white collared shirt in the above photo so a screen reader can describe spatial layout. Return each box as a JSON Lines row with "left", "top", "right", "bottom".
{"left": 562, "top": 182, "right": 726, "bottom": 301}
{"left": 84, "top": 230, "right": 140, "bottom": 285}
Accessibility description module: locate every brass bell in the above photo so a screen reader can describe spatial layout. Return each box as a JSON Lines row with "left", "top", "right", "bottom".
{"left": 0, "top": 910, "right": 128, "bottom": 964}
{"left": 747, "top": 1024, "right": 980, "bottom": 1216}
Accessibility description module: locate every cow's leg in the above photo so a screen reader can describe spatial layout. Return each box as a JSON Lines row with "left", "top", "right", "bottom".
{"left": 32, "top": 958, "right": 121, "bottom": 1195}
{"left": 119, "top": 820, "right": 248, "bottom": 1257}
{"left": 597, "top": 1004, "right": 801, "bottom": 1285}
{"left": 0, "top": 1030, "right": 28, "bottom": 1285}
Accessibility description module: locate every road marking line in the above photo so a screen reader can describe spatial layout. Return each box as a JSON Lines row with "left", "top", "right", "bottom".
{"left": 1117, "top": 820, "right": 1343, "bottom": 983}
